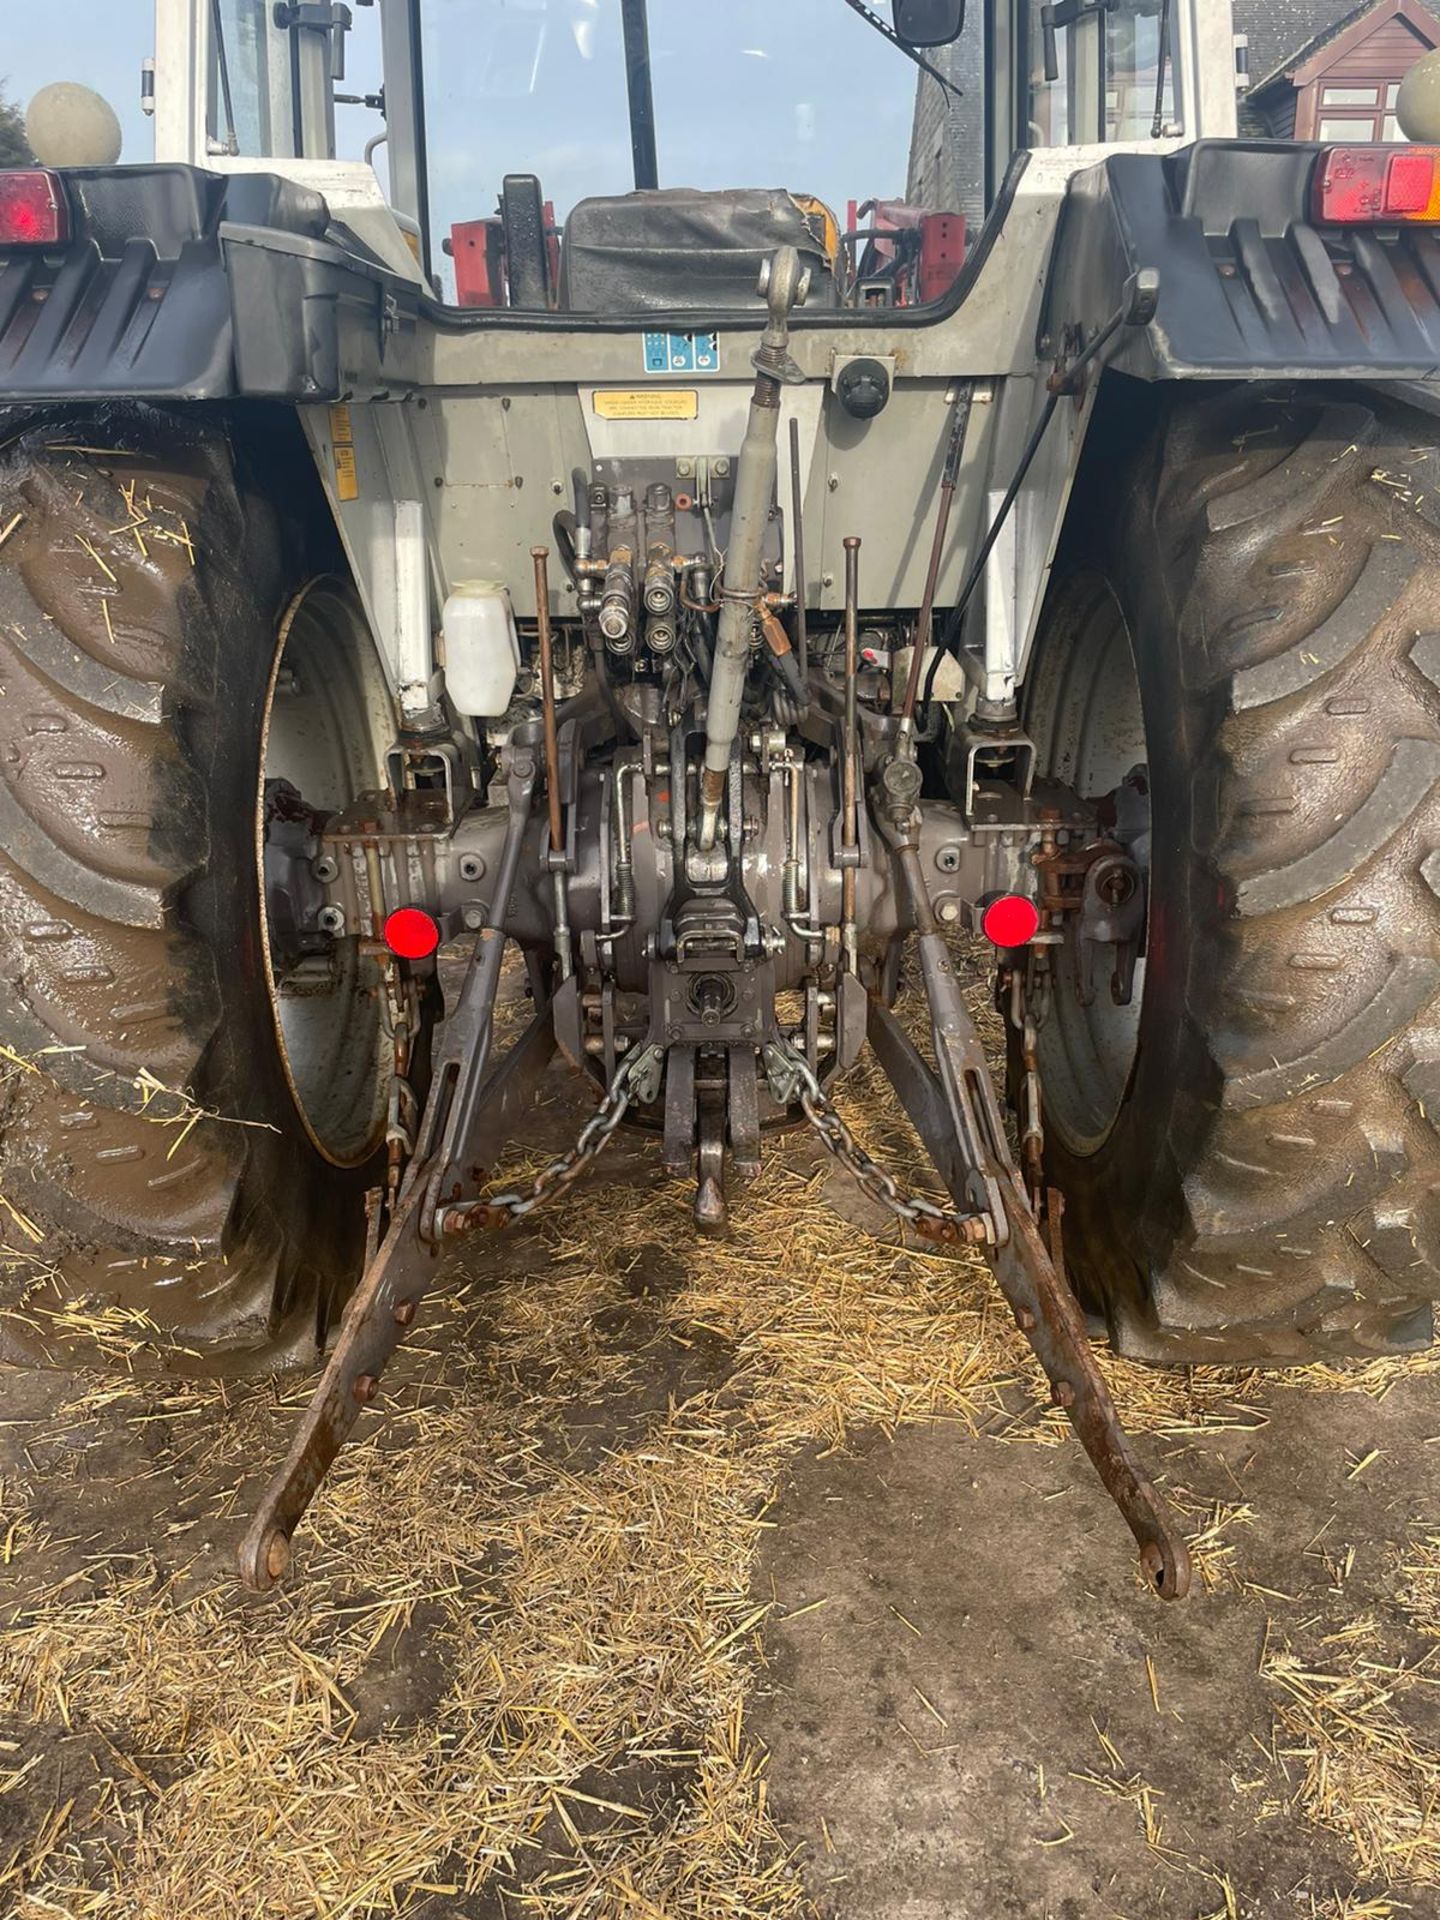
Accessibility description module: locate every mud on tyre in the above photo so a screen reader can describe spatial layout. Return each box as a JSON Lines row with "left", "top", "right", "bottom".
{"left": 0, "top": 406, "right": 385, "bottom": 1371}
{"left": 1024, "top": 384, "right": 1440, "bottom": 1365}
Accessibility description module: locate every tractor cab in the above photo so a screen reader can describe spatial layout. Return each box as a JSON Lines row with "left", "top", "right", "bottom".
{"left": 9, "top": 0, "right": 1222, "bottom": 314}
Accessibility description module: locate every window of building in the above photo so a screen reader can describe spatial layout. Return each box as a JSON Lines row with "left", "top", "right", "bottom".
{"left": 1288, "top": 0, "right": 1439, "bottom": 144}
{"left": 1314, "top": 82, "right": 1413, "bottom": 142}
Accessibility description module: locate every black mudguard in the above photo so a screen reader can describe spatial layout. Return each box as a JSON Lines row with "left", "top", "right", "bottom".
{"left": 1044, "top": 139, "right": 1440, "bottom": 380}
{"left": 0, "top": 164, "right": 415, "bottom": 402}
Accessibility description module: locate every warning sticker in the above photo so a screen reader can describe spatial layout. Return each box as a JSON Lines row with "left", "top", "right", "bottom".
{"left": 593, "top": 389, "right": 700, "bottom": 422}
{"left": 642, "top": 330, "right": 720, "bottom": 374}
{"left": 329, "top": 403, "right": 359, "bottom": 501}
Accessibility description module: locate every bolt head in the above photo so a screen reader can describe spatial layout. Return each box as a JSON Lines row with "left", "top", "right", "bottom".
{"left": 1050, "top": 1379, "right": 1076, "bottom": 1410}
{"left": 392, "top": 1299, "right": 417, "bottom": 1329}
{"left": 352, "top": 1373, "right": 380, "bottom": 1406}
{"left": 264, "top": 1529, "right": 291, "bottom": 1582}
{"left": 938, "top": 900, "right": 961, "bottom": 925}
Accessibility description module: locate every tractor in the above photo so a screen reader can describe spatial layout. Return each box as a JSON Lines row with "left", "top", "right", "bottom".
{"left": 1, "top": 0, "right": 1437, "bottom": 1602}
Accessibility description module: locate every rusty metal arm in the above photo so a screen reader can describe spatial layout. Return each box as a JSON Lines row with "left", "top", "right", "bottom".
{"left": 239, "top": 744, "right": 555, "bottom": 1591}
{"left": 867, "top": 786, "right": 1192, "bottom": 1601}
{"left": 867, "top": 992, "right": 1191, "bottom": 1600}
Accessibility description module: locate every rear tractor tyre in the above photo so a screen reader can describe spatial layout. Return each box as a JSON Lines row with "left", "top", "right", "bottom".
{"left": 1023, "top": 385, "right": 1440, "bottom": 1364}
{"left": 0, "top": 409, "right": 393, "bottom": 1371}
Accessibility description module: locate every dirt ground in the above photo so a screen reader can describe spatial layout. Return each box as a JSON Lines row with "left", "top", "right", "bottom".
{"left": 2, "top": 1012, "right": 1439, "bottom": 1918}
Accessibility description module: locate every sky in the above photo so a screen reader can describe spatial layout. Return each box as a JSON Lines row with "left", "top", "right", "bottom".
{"left": 4, "top": 9, "right": 155, "bottom": 161}
{"left": 3, "top": 2, "right": 936, "bottom": 272}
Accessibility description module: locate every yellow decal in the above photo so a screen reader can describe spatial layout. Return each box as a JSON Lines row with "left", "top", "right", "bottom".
{"left": 593, "top": 389, "right": 699, "bottom": 422}
{"left": 329, "top": 403, "right": 359, "bottom": 501}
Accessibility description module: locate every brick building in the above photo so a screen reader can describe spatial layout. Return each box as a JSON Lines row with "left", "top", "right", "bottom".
{"left": 1240, "top": 0, "right": 1440, "bottom": 138}
{"left": 906, "top": 0, "right": 1440, "bottom": 231}
{"left": 905, "top": 8, "right": 987, "bottom": 231}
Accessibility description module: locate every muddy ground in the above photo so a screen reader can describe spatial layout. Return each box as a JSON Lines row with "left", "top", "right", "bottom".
{"left": 1, "top": 1044, "right": 1438, "bottom": 1919}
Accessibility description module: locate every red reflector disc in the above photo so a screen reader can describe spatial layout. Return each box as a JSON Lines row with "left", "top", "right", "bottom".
{"left": 1387, "top": 150, "right": 1437, "bottom": 215}
{"left": 0, "top": 171, "right": 69, "bottom": 247}
{"left": 980, "top": 893, "right": 1041, "bottom": 948}
{"left": 383, "top": 907, "right": 441, "bottom": 959}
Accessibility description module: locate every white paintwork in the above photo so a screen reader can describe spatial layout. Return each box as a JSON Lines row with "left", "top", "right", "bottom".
{"left": 977, "top": 372, "right": 1094, "bottom": 710}
{"left": 211, "top": 156, "right": 426, "bottom": 282}
{"left": 1181, "top": 0, "right": 1240, "bottom": 140}
{"left": 393, "top": 498, "right": 437, "bottom": 720}
{"left": 151, "top": 0, "right": 208, "bottom": 164}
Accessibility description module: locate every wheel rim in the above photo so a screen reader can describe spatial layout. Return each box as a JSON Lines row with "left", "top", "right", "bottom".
{"left": 1028, "top": 576, "right": 1150, "bottom": 1157}
{"left": 257, "top": 579, "right": 395, "bottom": 1167}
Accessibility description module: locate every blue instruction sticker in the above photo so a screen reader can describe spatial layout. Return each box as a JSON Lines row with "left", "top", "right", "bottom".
{"left": 642, "top": 330, "right": 721, "bottom": 375}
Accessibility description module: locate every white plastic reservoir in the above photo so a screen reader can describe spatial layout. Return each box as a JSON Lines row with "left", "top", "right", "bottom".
{"left": 442, "top": 580, "right": 521, "bottom": 718}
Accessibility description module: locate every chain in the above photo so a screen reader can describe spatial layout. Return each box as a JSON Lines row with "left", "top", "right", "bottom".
{"left": 767, "top": 1040, "right": 988, "bottom": 1248}
{"left": 380, "top": 955, "right": 421, "bottom": 1213}
{"left": 1008, "top": 937, "right": 1055, "bottom": 1211}
{"left": 436, "top": 1043, "right": 665, "bottom": 1236}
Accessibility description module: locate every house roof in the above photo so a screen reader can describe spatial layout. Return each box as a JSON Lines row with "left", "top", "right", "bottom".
{"left": 1246, "top": 0, "right": 1440, "bottom": 97}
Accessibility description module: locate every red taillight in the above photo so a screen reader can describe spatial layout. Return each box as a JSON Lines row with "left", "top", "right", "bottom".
{"left": 0, "top": 171, "right": 69, "bottom": 247}
{"left": 1313, "top": 145, "right": 1440, "bottom": 224}
{"left": 383, "top": 907, "right": 441, "bottom": 960}
{"left": 980, "top": 893, "right": 1041, "bottom": 948}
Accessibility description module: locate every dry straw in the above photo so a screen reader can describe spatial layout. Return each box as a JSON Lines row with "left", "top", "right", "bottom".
{"left": 1, "top": 952, "right": 1437, "bottom": 1915}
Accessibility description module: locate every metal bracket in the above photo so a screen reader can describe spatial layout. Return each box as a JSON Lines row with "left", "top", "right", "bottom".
{"left": 1047, "top": 269, "right": 1161, "bottom": 398}
{"left": 1040, "top": 0, "right": 1115, "bottom": 81}
{"left": 952, "top": 723, "right": 1036, "bottom": 818}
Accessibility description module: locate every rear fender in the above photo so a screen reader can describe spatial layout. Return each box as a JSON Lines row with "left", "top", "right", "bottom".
{"left": 1042, "top": 140, "right": 1440, "bottom": 382}
{"left": 0, "top": 163, "right": 417, "bottom": 402}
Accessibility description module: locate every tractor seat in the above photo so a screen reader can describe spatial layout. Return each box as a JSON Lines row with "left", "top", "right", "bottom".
{"left": 558, "top": 187, "right": 839, "bottom": 313}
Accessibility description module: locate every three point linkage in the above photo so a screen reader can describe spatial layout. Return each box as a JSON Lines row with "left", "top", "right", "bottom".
{"left": 240, "top": 908, "right": 1190, "bottom": 1604}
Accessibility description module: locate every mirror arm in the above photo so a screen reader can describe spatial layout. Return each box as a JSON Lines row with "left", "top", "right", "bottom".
{"left": 838, "top": 0, "right": 964, "bottom": 97}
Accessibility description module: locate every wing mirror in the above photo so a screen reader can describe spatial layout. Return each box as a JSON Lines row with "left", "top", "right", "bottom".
{"left": 892, "top": 0, "right": 966, "bottom": 47}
